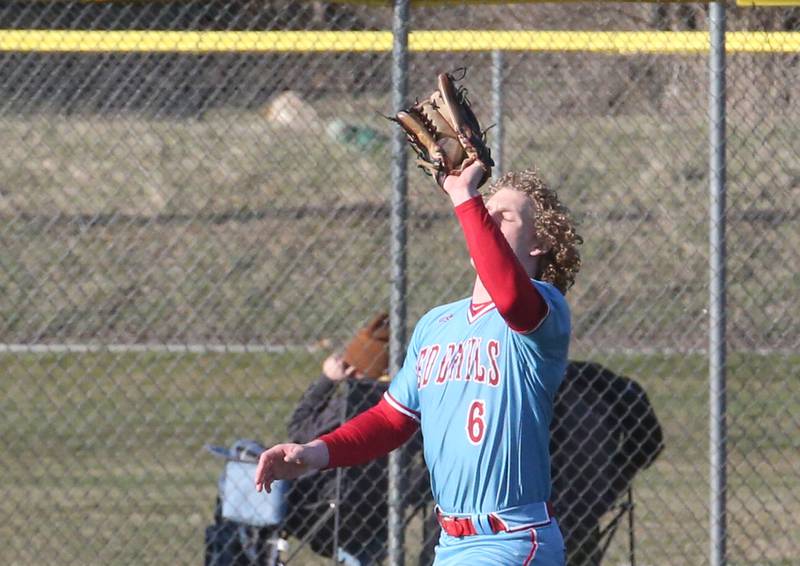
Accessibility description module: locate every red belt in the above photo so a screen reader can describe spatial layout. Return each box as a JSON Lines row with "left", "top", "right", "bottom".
{"left": 436, "top": 502, "right": 555, "bottom": 538}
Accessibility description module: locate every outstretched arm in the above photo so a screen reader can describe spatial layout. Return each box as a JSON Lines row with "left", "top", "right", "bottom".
{"left": 319, "top": 396, "right": 419, "bottom": 467}
{"left": 255, "top": 397, "right": 418, "bottom": 493}
{"left": 443, "top": 162, "right": 548, "bottom": 332}
{"left": 254, "top": 440, "right": 329, "bottom": 493}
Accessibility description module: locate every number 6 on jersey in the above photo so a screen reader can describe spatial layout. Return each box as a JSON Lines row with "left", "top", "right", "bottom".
{"left": 466, "top": 400, "right": 486, "bottom": 444}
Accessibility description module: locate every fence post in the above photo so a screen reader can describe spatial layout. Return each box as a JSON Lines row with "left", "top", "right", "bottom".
{"left": 708, "top": 3, "right": 728, "bottom": 566}
{"left": 388, "top": 1, "right": 410, "bottom": 565}
{"left": 491, "top": 49, "right": 505, "bottom": 176}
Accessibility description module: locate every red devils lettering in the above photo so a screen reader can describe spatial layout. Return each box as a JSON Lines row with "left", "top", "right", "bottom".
{"left": 435, "top": 344, "right": 456, "bottom": 384}
{"left": 417, "top": 339, "right": 501, "bottom": 389}
{"left": 464, "top": 337, "right": 482, "bottom": 382}
{"left": 420, "top": 344, "right": 439, "bottom": 389}
{"left": 449, "top": 343, "right": 465, "bottom": 381}
{"left": 487, "top": 339, "right": 501, "bottom": 386}
{"left": 415, "top": 347, "right": 429, "bottom": 389}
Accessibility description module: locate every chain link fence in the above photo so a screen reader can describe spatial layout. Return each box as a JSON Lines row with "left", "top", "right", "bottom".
{"left": 1, "top": 1, "right": 798, "bottom": 565}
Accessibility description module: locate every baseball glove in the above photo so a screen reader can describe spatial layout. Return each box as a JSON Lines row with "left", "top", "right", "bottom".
{"left": 393, "top": 71, "right": 494, "bottom": 188}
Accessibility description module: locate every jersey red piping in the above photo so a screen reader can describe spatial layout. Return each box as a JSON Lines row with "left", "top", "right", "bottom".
{"left": 384, "top": 391, "right": 421, "bottom": 421}
{"left": 467, "top": 300, "right": 497, "bottom": 325}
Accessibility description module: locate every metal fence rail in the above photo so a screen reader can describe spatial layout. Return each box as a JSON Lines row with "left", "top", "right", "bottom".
{"left": 2, "top": 2, "right": 798, "bottom": 565}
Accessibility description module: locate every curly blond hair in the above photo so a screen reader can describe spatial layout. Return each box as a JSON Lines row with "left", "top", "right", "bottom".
{"left": 485, "top": 169, "right": 582, "bottom": 294}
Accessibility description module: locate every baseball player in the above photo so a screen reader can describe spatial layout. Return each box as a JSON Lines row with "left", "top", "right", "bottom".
{"left": 255, "top": 159, "right": 582, "bottom": 565}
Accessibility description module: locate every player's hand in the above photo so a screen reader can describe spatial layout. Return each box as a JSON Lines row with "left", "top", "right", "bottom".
{"left": 442, "top": 160, "right": 486, "bottom": 205}
{"left": 254, "top": 440, "right": 329, "bottom": 493}
{"left": 322, "top": 354, "right": 355, "bottom": 382}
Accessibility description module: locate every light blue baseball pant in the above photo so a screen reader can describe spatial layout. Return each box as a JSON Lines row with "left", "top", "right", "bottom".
{"left": 433, "top": 518, "right": 565, "bottom": 566}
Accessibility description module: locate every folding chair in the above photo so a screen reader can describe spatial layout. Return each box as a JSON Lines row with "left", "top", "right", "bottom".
{"left": 596, "top": 487, "right": 636, "bottom": 566}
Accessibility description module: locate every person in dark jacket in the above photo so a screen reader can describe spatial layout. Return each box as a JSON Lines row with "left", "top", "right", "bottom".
{"left": 282, "top": 313, "right": 434, "bottom": 565}
{"left": 550, "top": 361, "right": 665, "bottom": 566}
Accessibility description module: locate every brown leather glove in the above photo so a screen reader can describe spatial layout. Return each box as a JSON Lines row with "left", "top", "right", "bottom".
{"left": 393, "top": 71, "right": 494, "bottom": 189}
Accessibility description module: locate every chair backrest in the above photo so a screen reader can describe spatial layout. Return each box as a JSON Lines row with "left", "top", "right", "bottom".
{"left": 551, "top": 361, "right": 664, "bottom": 531}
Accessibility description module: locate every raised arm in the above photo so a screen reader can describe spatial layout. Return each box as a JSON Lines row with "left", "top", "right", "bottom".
{"left": 443, "top": 162, "right": 548, "bottom": 332}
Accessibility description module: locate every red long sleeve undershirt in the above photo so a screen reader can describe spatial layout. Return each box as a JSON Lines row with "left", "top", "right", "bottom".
{"left": 320, "top": 195, "right": 547, "bottom": 466}
{"left": 454, "top": 195, "right": 547, "bottom": 333}
{"left": 319, "top": 397, "right": 418, "bottom": 468}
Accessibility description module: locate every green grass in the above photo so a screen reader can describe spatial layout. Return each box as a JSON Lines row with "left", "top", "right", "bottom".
{"left": 0, "top": 108, "right": 798, "bottom": 351}
{"left": 1, "top": 351, "right": 798, "bottom": 565}
{"left": 0, "top": 351, "right": 323, "bottom": 565}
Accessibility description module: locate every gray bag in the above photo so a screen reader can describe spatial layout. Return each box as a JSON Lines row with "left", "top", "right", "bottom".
{"left": 207, "top": 439, "right": 290, "bottom": 528}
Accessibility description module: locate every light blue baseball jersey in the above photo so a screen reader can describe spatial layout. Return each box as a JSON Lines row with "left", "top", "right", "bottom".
{"left": 386, "top": 280, "right": 570, "bottom": 515}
